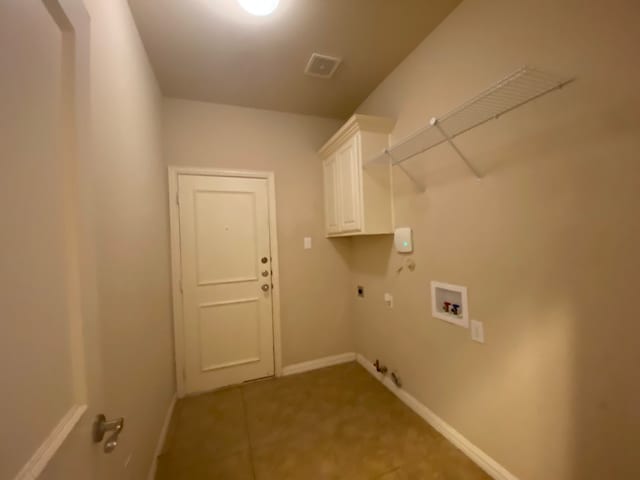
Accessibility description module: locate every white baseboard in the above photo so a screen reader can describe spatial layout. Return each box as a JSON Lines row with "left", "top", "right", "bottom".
{"left": 147, "top": 393, "right": 177, "bottom": 480}
{"left": 356, "top": 354, "right": 518, "bottom": 480}
{"left": 14, "top": 404, "right": 87, "bottom": 480}
{"left": 281, "top": 352, "right": 356, "bottom": 376}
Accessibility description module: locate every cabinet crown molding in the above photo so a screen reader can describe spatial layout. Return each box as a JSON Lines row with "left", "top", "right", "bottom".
{"left": 319, "top": 114, "right": 395, "bottom": 158}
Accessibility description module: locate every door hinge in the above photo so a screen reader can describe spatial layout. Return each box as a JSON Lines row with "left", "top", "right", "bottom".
{"left": 179, "top": 278, "right": 183, "bottom": 293}
{"left": 175, "top": 192, "right": 180, "bottom": 206}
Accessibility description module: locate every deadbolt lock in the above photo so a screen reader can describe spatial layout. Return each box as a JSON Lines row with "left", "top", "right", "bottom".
{"left": 261, "top": 257, "right": 269, "bottom": 264}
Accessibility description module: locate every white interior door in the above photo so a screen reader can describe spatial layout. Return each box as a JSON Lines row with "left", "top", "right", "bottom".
{"left": 1, "top": 1, "right": 112, "bottom": 479}
{"left": 177, "top": 174, "right": 275, "bottom": 394}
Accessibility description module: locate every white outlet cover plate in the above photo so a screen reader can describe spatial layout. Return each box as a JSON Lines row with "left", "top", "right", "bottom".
{"left": 471, "top": 319, "right": 484, "bottom": 343}
{"left": 304, "top": 237, "right": 312, "bottom": 249}
{"left": 384, "top": 293, "right": 393, "bottom": 308}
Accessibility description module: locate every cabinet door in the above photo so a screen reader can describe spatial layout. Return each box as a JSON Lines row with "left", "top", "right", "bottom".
{"left": 323, "top": 156, "right": 340, "bottom": 234}
{"left": 337, "top": 137, "right": 362, "bottom": 233}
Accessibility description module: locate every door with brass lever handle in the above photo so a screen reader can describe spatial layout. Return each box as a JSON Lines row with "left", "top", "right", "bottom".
{"left": 93, "top": 414, "right": 124, "bottom": 453}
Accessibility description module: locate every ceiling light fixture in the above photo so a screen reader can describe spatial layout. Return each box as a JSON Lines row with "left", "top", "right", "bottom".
{"left": 237, "top": 0, "right": 280, "bottom": 16}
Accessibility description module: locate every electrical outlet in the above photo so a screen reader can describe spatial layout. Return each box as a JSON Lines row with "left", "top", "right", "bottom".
{"left": 471, "top": 320, "right": 484, "bottom": 343}
{"left": 384, "top": 293, "right": 393, "bottom": 308}
{"left": 303, "top": 237, "right": 312, "bottom": 249}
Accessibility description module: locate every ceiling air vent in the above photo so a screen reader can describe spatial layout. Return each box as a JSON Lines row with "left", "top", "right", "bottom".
{"left": 304, "top": 53, "right": 341, "bottom": 79}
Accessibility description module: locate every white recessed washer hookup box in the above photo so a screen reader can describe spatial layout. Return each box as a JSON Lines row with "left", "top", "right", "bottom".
{"left": 431, "top": 281, "right": 469, "bottom": 328}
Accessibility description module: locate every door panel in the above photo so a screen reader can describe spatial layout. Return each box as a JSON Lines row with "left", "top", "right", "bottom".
{"left": 0, "top": 3, "right": 76, "bottom": 476}
{"left": 323, "top": 157, "right": 340, "bottom": 234}
{"left": 199, "top": 299, "right": 260, "bottom": 370}
{"left": 1, "top": 1, "right": 108, "bottom": 479}
{"left": 194, "top": 190, "right": 259, "bottom": 284}
{"left": 178, "top": 174, "right": 275, "bottom": 393}
{"left": 338, "top": 137, "right": 362, "bottom": 232}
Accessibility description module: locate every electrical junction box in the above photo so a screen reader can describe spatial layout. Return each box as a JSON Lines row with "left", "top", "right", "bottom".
{"left": 394, "top": 227, "right": 413, "bottom": 253}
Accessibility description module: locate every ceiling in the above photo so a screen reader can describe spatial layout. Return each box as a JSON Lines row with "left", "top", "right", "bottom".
{"left": 128, "top": 0, "right": 462, "bottom": 119}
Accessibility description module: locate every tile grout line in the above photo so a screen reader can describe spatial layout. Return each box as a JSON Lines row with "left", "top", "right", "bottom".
{"left": 161, "top": 365, "right": 489, "bottom": 479}
{"left": 240, "top": 386, "right": 258, "bottom": 480}
{"left": 372, "top": 467, "right": 399, "bottom": 479}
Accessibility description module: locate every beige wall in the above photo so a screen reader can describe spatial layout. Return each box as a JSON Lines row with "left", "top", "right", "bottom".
{"left": 87, "top": 0, "right": 175, "bottom": 477}
{"left": 352, "top": 0, "right": 640, "bottom": 479}
{"left": 163, "top": 99, "right": 353, "bottom": 366}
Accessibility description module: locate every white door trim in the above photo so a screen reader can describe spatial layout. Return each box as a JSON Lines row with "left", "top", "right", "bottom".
{"left": 168, "top": 166, "right": 283, "bottom": 397}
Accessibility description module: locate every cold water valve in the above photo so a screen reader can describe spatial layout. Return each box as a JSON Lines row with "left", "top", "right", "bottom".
{"left": 374, "top": 359, "right": 388, "bottom": 374}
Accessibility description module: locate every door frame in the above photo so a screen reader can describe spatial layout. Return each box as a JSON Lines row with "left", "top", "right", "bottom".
{"left": 168, "top": 166, "right": 283, "bottom": 397}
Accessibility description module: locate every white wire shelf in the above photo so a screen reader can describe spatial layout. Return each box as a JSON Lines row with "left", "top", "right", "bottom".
{"left": 367, "top": 66, "right": 575, "bottom": 181}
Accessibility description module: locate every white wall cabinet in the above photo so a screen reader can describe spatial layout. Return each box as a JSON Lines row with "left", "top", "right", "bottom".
{"left": 319, "top": 115, "right": 395, "bottom": 237}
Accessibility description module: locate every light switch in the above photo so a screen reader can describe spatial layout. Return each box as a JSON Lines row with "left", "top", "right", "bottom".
{"left": 304, "top": 237, "right": 312, "bottom": 249}
{"left": 384, "top": 293, "right": 393, "bottom": 308}
{"left": 471, "top": 320, "right": 484, "bottom": 344}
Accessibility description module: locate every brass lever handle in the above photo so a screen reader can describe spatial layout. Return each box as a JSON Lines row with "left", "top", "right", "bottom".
{"left": 93, "top": 414, "right": 124, "bottom": 453}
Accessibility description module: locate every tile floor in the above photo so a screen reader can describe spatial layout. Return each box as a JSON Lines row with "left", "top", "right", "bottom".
{"left": 156, "top": 362, "right": 491, "bottom": 480}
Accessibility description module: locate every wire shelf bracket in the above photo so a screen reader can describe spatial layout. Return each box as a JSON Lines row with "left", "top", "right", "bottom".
{"left": 430, "top": 117, "right": 481, "bottom": 179}
{"left": 385, "top": 149, "right": 426, "bottom": 192}
{"left": 367, "top": 66, "right": 575, "bottom": 186}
